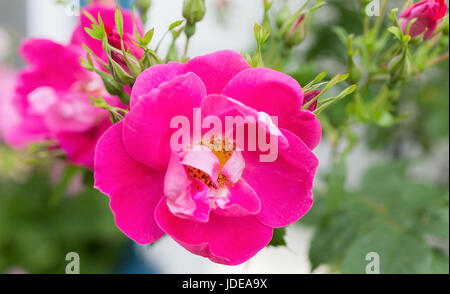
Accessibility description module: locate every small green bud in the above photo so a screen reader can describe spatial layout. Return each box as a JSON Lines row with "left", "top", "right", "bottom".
{"left": 348, "top": 58, "right": 362, "bottom": 84}
{"left": 183, "top": 0, "right": 206, "bottom": 25}
{"left": 108, "top": 46, "right": 142, "bottom": 79}
{"left": 185, "top": 23, "right": 197, "bottom": 38}
{"left": 123, "top": 51, "right": 143, "bottom": 78}
{"left": 136, "top": 0, "right": 152, "bottom": 11}
{"left": 280, "top": 13, "right": 306, "bottom": 47}
{"left": 388, "top": 49, "right": 412, "bottom": 83}
{"left": 109, "top": 56, "right": 135, "bottom": 85}
{"left": 96, "top": 71, "right": 123, "bottom": 96}
{"left": 263, "top": 0, "right": 273, "bottom": 11}
{"left": 254, "top": 24, "right": 271, "bottom": 48}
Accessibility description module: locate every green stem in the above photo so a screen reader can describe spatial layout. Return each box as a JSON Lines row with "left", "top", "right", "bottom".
{"left": 373, "top": 0, "right": 388, "bottom": 38}
{"left": 155, "top": 30, "right": 170, "bottom": 53}
{"left": 183, "top": 36, "right": 191, "bottom": 60}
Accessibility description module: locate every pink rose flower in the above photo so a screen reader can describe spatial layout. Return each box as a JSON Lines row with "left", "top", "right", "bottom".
{"left": 71, "top": 3, "right": 144, "bottom": 71}
{"left": 6, "top": 39, "right": 114, "bottom": 169}
{"left": 94, "top": 50, "right": 321, "bottom": 265}
{"left": 5, "top": 4, "right": 138, "bottom": 169}
{"left": 400, "top": 0, "right": 448, "bottom": 40}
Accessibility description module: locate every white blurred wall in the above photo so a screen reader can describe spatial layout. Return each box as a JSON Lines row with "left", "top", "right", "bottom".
{"left": 26, "top": 0, "right": 77, "bottom": 42}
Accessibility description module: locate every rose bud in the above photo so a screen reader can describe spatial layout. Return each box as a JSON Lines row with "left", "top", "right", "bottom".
{"left": 400, "top": 0, "right": 448, "bottom": 40}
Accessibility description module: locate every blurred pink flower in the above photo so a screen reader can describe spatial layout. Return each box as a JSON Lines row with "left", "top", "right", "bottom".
{"left": 400, "top": 0, "right": 448, "bottom": 40}
{"left": 94, "top": 50, "right": 321, "bottom": 265}
{"left": 6, "top": 39, "right": 113, "bottom": 169}
{"left": 5, "top": 4, "right": 140, "bottom": 169}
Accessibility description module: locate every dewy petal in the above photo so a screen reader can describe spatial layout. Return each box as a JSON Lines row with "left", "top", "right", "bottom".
{"left": 155, "top": 198, "right": 273, "bottom": 265}
{"left": 280, "top": 110, "right": 322, "bottom": 150}
{"left": 242, "top": 129, "right": 318, "bottom": 228}
{"left": 130, "top": 62, "right": 187, "bottom": 108}
{"left": 186, "top": 50, "right": 251, "bottom": 94}
{"left": 222, "top": 67, "right": 303, "bottom": 118}
{"left": 94, "top": 121, "right": 165, "bottom": 244}
{"left": 123, "top": 73, "right": 206, "bottom": 170}
{"left": 214, "top": 179, "right": 261, "bottom": 217}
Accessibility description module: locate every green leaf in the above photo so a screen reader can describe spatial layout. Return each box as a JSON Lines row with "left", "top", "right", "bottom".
{"left": 430, "top": 249, "right": 449, "bottom": 274}
{"left": 268, "top": 228, "right": 287, "bottom": 247}
{"left": 84, "top": 27, "right": 101, "bottom": 40}
{"left": 309, "top": 208, "right": 367, "bottom": 270}
{"left": 303, "top": 70, "right": 328, "bottom": 90}
{"left": 324, "top": 160, "right": 347, "bottom": 213}
{"left": 387, "top": 26, "right": 403, "bottom": 40}
{"left": 115, "top": 6, "right": 124, "bottom": 37}
{"left": 332, "top": 26, "right": 348, "bottom": 45}
{"left": 83, "top": 10, "right": 97, "bottom": 25}
{"left": 307, "top": 161, "right": 449, "bottom": 273}
{"left": 340, "top": 224, "right": 432, "bottom": 274}
{"left": 144, "top": 28, "right": 155, "bottom": 45}
{"left": 0, "top": 171, "right": 127, "bottom": 273}
{"left": 169, "top": 20, "right": 184, "bottom": 31}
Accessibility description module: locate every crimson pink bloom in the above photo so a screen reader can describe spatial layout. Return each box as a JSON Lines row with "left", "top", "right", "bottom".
{"left": 95, "top": 50, "right": 321, "bottom": 265}
{"left": 400, "top": 0, "right": 448, "bottom": 40}
{"left": 71, "top": 3, "right": 144, "bottom": 70}
{"left": 6, "top": 39, "right": 114, "bottom": 169}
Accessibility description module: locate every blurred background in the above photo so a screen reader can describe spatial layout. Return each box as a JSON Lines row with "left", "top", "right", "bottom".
{"left": 0, "top": 0, "right": 448, "bottom": 274}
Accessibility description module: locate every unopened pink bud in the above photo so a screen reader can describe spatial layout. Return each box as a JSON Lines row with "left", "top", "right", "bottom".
{"left": 105, "top": 25, "right": 144, "bottom": 71}
{"left": 400, "top": 0, "right": 448, "bottom": 40}
{"left": 303, "top": 89, "right": 321, "bottom": 111}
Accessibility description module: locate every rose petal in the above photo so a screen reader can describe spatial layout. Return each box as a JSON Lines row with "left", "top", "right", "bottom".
{"left": 222, "top": 67, "right": 303, "bottom": 118}
{"left": 242, "top": 129, "right": 318, "bottom": 228}
{"left": 164, "top": 152, "right": 212, "bottom": 223}
{"left": 186, "top": 50, "right": 251, "bottom": 94}
{"left": 155, "top": 198, "right": 273, "bottom": 265}
{"left": 130, "top": 62, "right": 187, "bottom": 108}
{"left": 280, "top": 110, "right": 322, "bottom": 150}
{"left": 214, "top": 179, "right": 261, "bottom": 217}
{"left": 123, "top": 73, "right": 206, "bottom": 170}
{"left": 94, "top": 121, "right": 165, "bottom": 244}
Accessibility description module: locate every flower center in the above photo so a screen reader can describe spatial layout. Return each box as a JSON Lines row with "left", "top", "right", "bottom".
{"left": 202, "top": 136, "right": 234, "bottom": 168}
{"left": 186, "top": 136, "right": 235, "bottom": 189}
